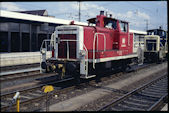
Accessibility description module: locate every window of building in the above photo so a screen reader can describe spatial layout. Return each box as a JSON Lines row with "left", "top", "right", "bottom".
{"left": 0, "top": 32, "right": 8, "bottom": 52}
{"left": 22, "top": 33, "right": 30, "bottom": 52}
{"left": 11, "top": 32, "right": 20, "bottom": 52}
{"left": 31, "top": 33, "right": 37, "bottom": 51}
{"left": 38, "top": 34, "right": 47, "bottom": 50}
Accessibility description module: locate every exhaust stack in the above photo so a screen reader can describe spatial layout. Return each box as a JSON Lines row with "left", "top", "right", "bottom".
{"left": 100, "top": 11, "right": 104, "bottom": 15}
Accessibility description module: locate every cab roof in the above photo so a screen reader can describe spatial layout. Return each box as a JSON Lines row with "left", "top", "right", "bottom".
{"left": 147, "top": 29, "right": 166, "bottom": 32}
{"left": 87, "top": 17, "right": 129, "bottom": 24}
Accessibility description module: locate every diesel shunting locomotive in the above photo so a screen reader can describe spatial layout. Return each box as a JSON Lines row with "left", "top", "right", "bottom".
{"left": 144, "top": 28, "right": 168, "bottom": 63}
{"left": 40, "top": 11, "right": 144, "bottom": 80}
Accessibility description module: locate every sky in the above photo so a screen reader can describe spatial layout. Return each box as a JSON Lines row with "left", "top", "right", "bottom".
{"left": 0, "top": 1, "right": 167, "bottom": 31}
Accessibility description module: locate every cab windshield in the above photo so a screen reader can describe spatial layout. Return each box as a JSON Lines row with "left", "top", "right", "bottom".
{"left": 104, "top": 19, "right": 117, "bottom": 29}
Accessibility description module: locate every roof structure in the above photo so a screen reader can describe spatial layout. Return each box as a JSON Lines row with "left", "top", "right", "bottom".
{"left": 17, "top": 9, "right": 48, "bottom": 16}
{"left": 129, "top": 29, "right": 147, "bottom": 34}
{"left": 0, "top": 10, "right": 146, "bottom": 34}
{"left": 0, "top": 10, "right": 88, "bottom": 26}
{"left": 147, "top": 29, "right": 166, "bottom": 32}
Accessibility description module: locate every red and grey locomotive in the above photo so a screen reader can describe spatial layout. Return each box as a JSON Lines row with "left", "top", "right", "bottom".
{"left": 40, "top": 11, "right": 142, "bottom": 80}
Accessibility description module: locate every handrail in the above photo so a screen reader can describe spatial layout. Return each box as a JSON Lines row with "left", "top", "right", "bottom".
{"left": 93, "top": 33, "right": 106, "bottom": 69}
{"left": 40, "top": 39, "right": 54, "bottom": 73}
{"left": 40, "top": 39, "right": 54, "bottom": 51}
{"left": 79, "top": 40, "right": 88, "bottom": 76}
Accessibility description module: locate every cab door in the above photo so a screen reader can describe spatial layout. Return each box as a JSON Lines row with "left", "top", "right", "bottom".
{"left": 118, "top": 21, "right": 129, "bottom": 50}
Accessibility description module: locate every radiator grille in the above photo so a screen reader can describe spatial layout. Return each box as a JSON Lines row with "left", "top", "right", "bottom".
{"left": 58, "top": 34, "right": 76, "bottom": 59}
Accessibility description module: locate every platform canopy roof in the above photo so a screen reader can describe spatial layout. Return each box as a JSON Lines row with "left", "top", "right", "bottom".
{"left": 17, "top": 9, "right": 48, "bottom": 16}
{"left": 0, "top": 10, "right": 88, "bottom": 26}
{"left": 129, "top": 29, "right": 147, "bottom": 35}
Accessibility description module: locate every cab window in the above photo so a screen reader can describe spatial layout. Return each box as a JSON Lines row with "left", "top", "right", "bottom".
{"left": 119, "top": 21, "right": 128, "bottom": 32}
{"left": 104, "top": 19, "right": 117, "bottom": 29}
{"left": 162, "top": 31, "right": 166, "bottom": 37}
{"left": 147, "top": 31, "right": 154, "bottom": 35}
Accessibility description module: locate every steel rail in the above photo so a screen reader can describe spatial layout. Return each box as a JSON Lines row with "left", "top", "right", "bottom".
{"left": 1, "top": 77, "right": 74, "bottom": 111}
{"left": 98, "top": 73, "right": 167, "bottom": 111}
{"left": 0, "top": 63, "right": 40, "bottom": 72}
{"left": 0, "top": 71, "right": 56, "bottom": 83}
{"left": 1, "top": 62, "right": 163, "bottom": 111}
{"left": 148, "top": 94, "right": 168, "bottom": 111}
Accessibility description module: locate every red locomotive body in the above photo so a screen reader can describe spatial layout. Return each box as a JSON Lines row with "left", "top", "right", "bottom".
{"left": 40, "top": 11, "right": 139, "bottom": 80}
{"left": 83, "top": 22, "right": 134, "bottom": 60}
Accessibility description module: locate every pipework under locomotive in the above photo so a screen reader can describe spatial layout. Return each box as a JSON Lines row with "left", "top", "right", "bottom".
{"left": 40, "top": 11, "right": 143, "bottom": 80}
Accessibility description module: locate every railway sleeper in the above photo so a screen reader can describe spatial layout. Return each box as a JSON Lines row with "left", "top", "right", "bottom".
{"left": 1, "top": 102, "right": 9, "bottom": 106}
{"left": 137, "top": 92, "right": 163, "bottom": 99}
{"left": 140, "top": 90, "right": 167, "bottom": 96}
{"left": 108, "top": 105, "right": 128, "bottom": 111}
{"left": 128, "top": 97, "right": 155, "bottom": 105}
{"left": 20, "top": 95, "right": 33, "bottom": 100}
{"left": 149, "top": 85, "right": 167, "bottom": 89}
{"left": 143, "top": 85, "right": 167, "bottom": 90}
{"left": 27, "top": 92, "right": 43, "bottom": 97}
{"left": 123, "top": 100, "right": 150, "bottom": 108}
{"left": 6, "top": 97, "right": 13, "bottom": 101}
{"left": 148, "top": 86, "right": 167, "bottom": 91}
{"left": 133, "top": 93, "right": 159, "bottom": 102}
{"left": 33, "top": 90, "right": 44, "bottom": 94}
{"left": 107, "top": 107, "right": 120, "bottom": 111}
{"left": 115, "top": 103, "right": 146, "bottom": 111}
{"left": 147, "top": 86, "right": 167, "bottom": 91}
{"left": 152, "top": 82, "right": 168, "bottom": 86}
{"left": 142, "top": 89, "right": 167, "bottom": 94}
{"left": 120, "top": 101, "right": 149, "bottom": 109}
{"left": 152, "top": 79, "right": 167, "bottom": 84}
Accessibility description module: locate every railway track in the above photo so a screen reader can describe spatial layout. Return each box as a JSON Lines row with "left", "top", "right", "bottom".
{"left": 0, "top": 63, "right": 40, "bottom": 72}
{"left": 0, "top": 70, "right": 39, "bottom": 82}
{"left": 98, "top": 73, "right": 168, "bottom": 111}
{"left": 0, "top": 62, "right": 153, "bottom": 83}
{"left": 1, "top": 77, "right": 75, "bottom": 112}
{"left": 0, "top": 70, "right": 59, "bottom": 83}
{"left": 0, "top": 62, "right": 161, "bottom": 112}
